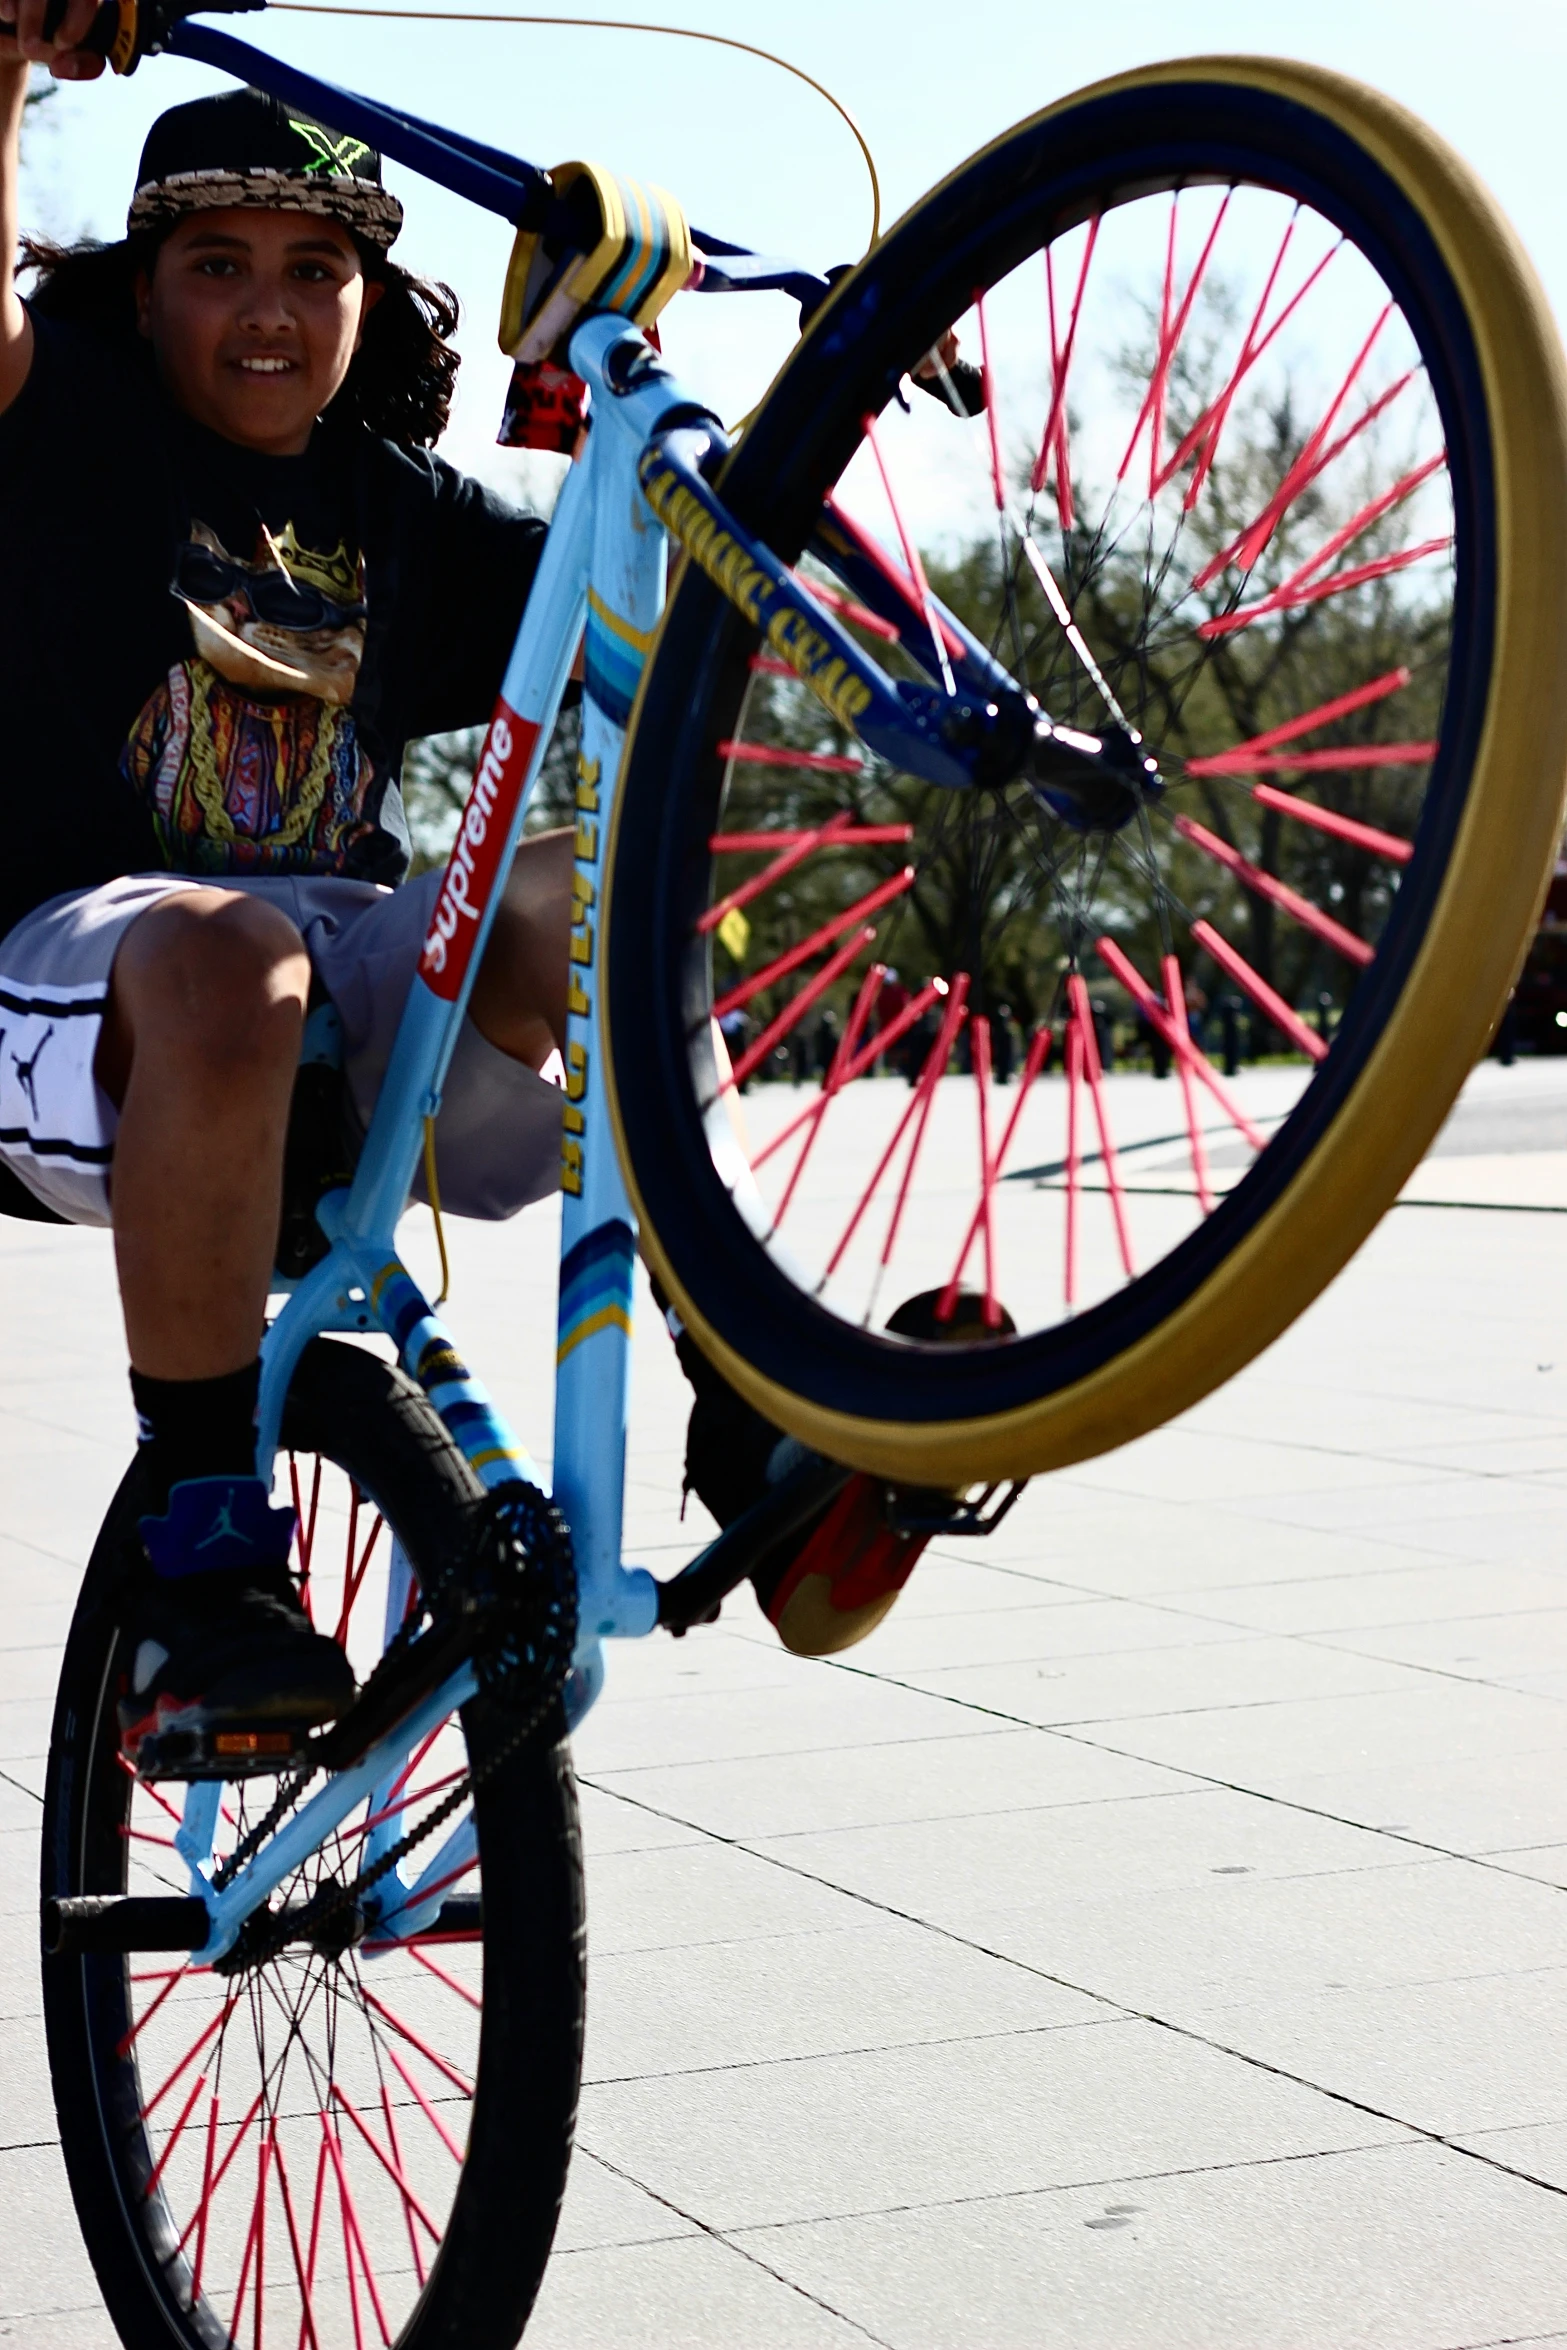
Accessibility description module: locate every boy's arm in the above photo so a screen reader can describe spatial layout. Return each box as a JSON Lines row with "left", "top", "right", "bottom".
{"left": 0, "top": 0, "right": 105, "bottom": 418}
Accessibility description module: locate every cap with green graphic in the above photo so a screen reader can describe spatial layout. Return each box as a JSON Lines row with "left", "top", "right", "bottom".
{"left": 128, "top": 87, "right": 403, "bottom": 251}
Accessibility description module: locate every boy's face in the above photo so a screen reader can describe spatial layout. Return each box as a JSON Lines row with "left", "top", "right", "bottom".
{"left": 136, "top": 209, "right": 384, "bottom": 457}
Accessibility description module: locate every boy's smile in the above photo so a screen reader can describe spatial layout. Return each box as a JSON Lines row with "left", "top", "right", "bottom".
{"left": 136, "top": 208, "right": 383, "bottom": 457}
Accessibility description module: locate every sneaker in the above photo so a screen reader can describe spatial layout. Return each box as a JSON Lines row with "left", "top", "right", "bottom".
{"left": 758, "top": 1474, "right": 930, "bottom": 1656}
{"left": 118, "top": 1477, "right": 355, "bottom": 1769}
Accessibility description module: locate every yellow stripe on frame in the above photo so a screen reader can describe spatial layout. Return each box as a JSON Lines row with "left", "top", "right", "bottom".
{"left": 587, "top": 585, "right": 654, "bottom": 654}
{"left": 555, "top": 1301, "right": 634, "bottom": 1366}
{"left": 468, "top": 1445, "right": 525, "bottom": 1471}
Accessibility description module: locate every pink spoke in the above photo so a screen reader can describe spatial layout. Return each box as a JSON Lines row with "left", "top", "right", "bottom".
{"left": 361, "top": 1989, "right": 475, "bottom": 2097}
{"left": 1064, "top": 1011, "right": 1082, "bottom": 1308}
{"left": 343, "top": 1764, "right": 468, "bottom": 1851}
{"left": 858, "top": 423, "right": 956, "bottom": 693}
{"left": 226, "top": 2128, "right": 271, "bottom": 2348}
{"left": 1199, "top": 537, "right": 1451, "bottom": 637}
{"left": 711, "top": 826, "right": 913, "bottom": 851}
{"left": 322, "top": 2117, "right": 367, "bottom": 2350}
{"left": 1067, "top": 974, "right": 1135, "bottom": 1277}
{"left": 723, "top": 923, "right": 877, "bottom": 1091}
{"left": 939, "top": 1023, "right": 1052, "bottom": 1321}
{"left": 120, "top": 1823, "right": 178, "bottom": 1850}
{"left": 291, "top": 1454, "right": 323, "bottom": 1608}
{"left": 819, "top": 499, "right": 967, "bottom": 665}
{"left": 879, "top": 975, "right": 972, "bottom": 1279}
{"left": 178, "top": 2087, "right": 267, "bottom": 2252}
{"left": 1095, "top": 936, "right": 1267, "bottom": 1149}
{"left": 1032, "top": 217, "right": 1099, "bottom": 509}
{"left": 976, "top": 289, "right": 1006, "bottom": 512}
{"left": 1195, "top": 740, "right": 1437, "bottom": 775}
{"left": 789, "top": 570, "right": 901, "bottom": 643}
{"left": 1195, "top": 330, "right": 1407, "bottom": 588}
{"left": 1191, "top": 919, "right": 1329, "bottom": 1062}
{"left": 1174, "top": 814, "right": 1374, "bottom": 965}
{"left": 190, "top": 2087, "right": 221, "bottom": 2306}
{"left": 140, "top": 1998, "right": 233, "bottom": 2120}
{"left": 144, "top": 2068, "right": 207, "bottom": 2199}
{"left": 758, "top": 977, "right": 946, "bottom": 1171}
{"left": 270, "top": 2128, "right": 319, "bottom": 2350}
{"left": 1163, "top": 955, "right": 1214, "bottom": 1215}
{"left": 1117, "top": 191, "right": 1232, "bottom": 491}
{"left": 372, "top": 1849, "right": 478, "bottom": 1933}
{"left": 122, "top": 1761, "right": 184, "bottom": 1827}
{"left": 131, "top": 1966, "right": 188, "bottom": 1984}
{"left": 699, "top": 813, "right": 855, "bottom": 936}
{"left": 384, "top": 2046, "right": 465, "bottom": 2164}
{"left": 334, "top": 1509, "right": 385, "bottom": 1649}
{"left": 1185, "top": 666, "right": 1412, "bottom": 772}
{"left": 1250, "top": 782, "right": 1413, "bottom": 863}
{"left": 1165, "top": 225, "right": 1341, "bottom": 505}
{"left": 380, "top": 1723, "right": 445, "bottom": 1819}
{"left": 406, "top": 1940, "right": 483, "bottom": 2011}
{"left": 380, "top": 2086, "right": 428, "bottom": 2287}
{"left": 297, "top": 2134, "right": 329, "bottom": 2350}
{"left": 330, "top": 2086, "right": 442, "bottom": 2242}
{"left": 818, "top": 980, "right": 958, "bottom": 1279}
{"left": 712, "top": 867, "right": 914, "bottom": 1020}
{"left": 324, "top": 2119, "right": 393, "bottom": 2346}
{"left": 771, "top": 960, "right": 887, "bottom": 1228}
{"left": 716, "top": 740, "right": 862, "bottom": 774}
{"left": 749, "top": 653, "right": 799, "bottom": 677}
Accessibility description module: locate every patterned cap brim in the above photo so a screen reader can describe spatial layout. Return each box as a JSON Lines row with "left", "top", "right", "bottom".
{"left": 128, "top": 167, "right": 403, "bottom": 251}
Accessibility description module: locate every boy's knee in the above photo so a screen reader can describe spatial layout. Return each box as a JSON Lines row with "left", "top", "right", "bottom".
{"left": 112, "top": 889, "right": 310, "bottom": 1073}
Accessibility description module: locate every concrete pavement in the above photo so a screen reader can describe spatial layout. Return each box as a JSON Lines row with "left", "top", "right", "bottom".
{"left": 4, "top": 1057, "right": 1567, "bottom": 2344}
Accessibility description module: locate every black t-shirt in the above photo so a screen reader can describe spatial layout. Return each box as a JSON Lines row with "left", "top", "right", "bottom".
{"left": 0, "top": 310, "right": 545, "bottom": 944}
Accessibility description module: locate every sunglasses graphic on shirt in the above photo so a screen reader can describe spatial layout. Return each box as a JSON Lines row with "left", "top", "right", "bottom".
{"left": 171, "top": 542, "right": 368, "bottom": 631}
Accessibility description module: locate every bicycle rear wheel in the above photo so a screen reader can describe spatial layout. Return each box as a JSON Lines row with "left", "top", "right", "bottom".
{"left": 41, "top": 1340, "right": 584, "bottom": 2350}
{"left": 606, "top": 56, "right": 1567, "bottom": 1484}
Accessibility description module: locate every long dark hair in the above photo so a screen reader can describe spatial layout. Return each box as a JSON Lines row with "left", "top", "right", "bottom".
{"left": 18, "top": 230, "right": 462, "bottom": 448}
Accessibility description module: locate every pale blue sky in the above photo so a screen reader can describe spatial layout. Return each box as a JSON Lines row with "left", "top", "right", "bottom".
{"left": 21, "top": 0, "right": 1566, "bottom": 484}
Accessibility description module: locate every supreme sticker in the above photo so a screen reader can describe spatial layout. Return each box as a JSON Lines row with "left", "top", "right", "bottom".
{"left": 419, "top": 701, "right": 540, "bottom": 1000}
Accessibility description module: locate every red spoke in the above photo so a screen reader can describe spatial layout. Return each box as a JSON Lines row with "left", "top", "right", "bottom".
{"left": 758, "top": 976, "right": 946, "bottom": 1172}
{"left": 1118, "top": 191, "right": 1232, "bottom": 492}
{"left": 384, "top": 2046, "right": 465, "bottom": 2164}
{"left": 330, "top": 2085, "right": 442, "bottom": 2242}
{"left": 1250, "top": 783, "right": 1413, "bottom": 863}
{"left": 1165, "top": 224, "right": 1341, "bottom": 505}
{"left": 859, "top": 422, "right": 956, "bottom": 693}
{"left": 976, "top": 289, "right": 1006, "bottom": 513}
{"left": 1095, "top": 936, "right": 1267, "bottom": 1150}
{"left": 711, "top": 827, "right": 913, "bottom": 851}
{"left": 372, "top": 1849, "right": 478, "bottom": 1935}
{"left": 1067, "top": 974, "right": 1135, "bottom": 1277}
{"left": 381, "top": 2086, "right": 428, "bottom": 2287}
{"left": 716, "top": 740, "right": 863, "bottom": 774}
{"left": 293, "top": 1454, "right": 323, "bottom": 1612}
{"left": 296, "top": 2134, "right": 329, "bottom": 2350}
{"left": 938, "top": 1023, "right": 1052, "bottom": 1322}
{"left": 1064, "top": 1010, "right": 1082, "bottom": 1308}
{"left": 178, "top": 2086, "right": 267, "bottom": 2250}
{"left": 712, "top": 868, "right": 914, "bottom": 1020}
{"left": 789, "top": 570, "right": 901, "bottom": 642}
{"left": 1163, "top": 955, "right": 1215, "bottom": 1215}
{"left": 1174, "top": 813, "right": 1374, "bottom": 966}
{"left": 699, "top": 813, "right": 855, "bottom": 936}
{"left": 120, "top": 1823, "right": 178, "bottom": 1850}
{"left": 1194, "top": 331, "right": 1408, "bottom": 588}
{"left": 144, "top": 2067, "right": 207, "bottom": 2199}
{"left": 343, "top": 1764, "right": 468, "bottom": 1851}
{"left": 190, "top": 2087, "right": 221, "bottom": 2306}
{"left": 1185, "top": 666, "right": 1412, "bottom": 771}
{"left": 749, "top": 653, "right": 800, "bottom": 677}
{"left": 820, "top": 499, "right": 967, "bottom": 666}
{"left": 121, "top": 1759, "right": 184, "bottom": 1826}
{"left": 270, "top": 2127, "right": 320, "bottom": 2350}
{"left": 772, "top": 960, "right": 887, "bottom": 1227}
{"left": 379, "top": 1723, "right": 446, "bottom": 1820}
{"left": 1032, "top": 217, "right": 1099, "bottom": 509}
{"left": 322, "top": 2116, "right": 367, "bottom": 2350}
{"left": 1191, "top": 919, "right": 1329, "bottom": 1061}
{"left": 406, "top": 1940, "right": 483, "bottom": 2012}
{"left": 878, "top": 975, "right": 971, "bottom": 1280}
{"left": 227, "top": 2128, "right": 271, "bottom": 2348}
{"left": 1194, "top": 740, "right": 1437, "bottom": 775}
{"left": 1199, "top": 537, "right": 1451, "bottom": 638}
{"left": 140, "top": 1997, "right": 233, "bottom": 2120}
{"left": 723, "top": 923, "right": 877, "bottom": 1091}
{"left": 325, "top": 2119, "right": 393, "bottom": 2346}
{"left": 361, "top": 1989, "right": 475, "bottom": 2097}
{"left": 334, "top": 1510, "right": 385, "bottom": 1649}
{"left": 818, "top": 981, "right": 959, "bottom": 1280}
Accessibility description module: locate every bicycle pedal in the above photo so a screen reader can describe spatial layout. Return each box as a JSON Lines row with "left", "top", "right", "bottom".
{"left": 130, "top": 1723, "right": 310, "bottom": 1784}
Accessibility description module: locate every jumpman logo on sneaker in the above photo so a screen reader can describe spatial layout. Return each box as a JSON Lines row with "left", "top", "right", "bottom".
{"left": 12, "top": 1023, "right": 54, "bottom": 1119}
{"left": 195, "top": 1489, "right": 254, "bottom": 1551}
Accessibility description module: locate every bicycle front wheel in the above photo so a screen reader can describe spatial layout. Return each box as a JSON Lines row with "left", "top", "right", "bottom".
{"left": 41, "top": 1340, "right": 584, "bottom": 2350}
{"left": 606, "top": 56, "right": 1567, "bottom": 1484}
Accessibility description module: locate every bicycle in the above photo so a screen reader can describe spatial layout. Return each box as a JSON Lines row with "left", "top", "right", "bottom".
{"left": 24, "top": 5, "right": 1567, "bottom": 2342}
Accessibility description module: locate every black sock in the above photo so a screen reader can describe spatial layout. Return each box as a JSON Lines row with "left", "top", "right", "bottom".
{"left": 130, "top": 1360, "right": 262, "bottom": 1514}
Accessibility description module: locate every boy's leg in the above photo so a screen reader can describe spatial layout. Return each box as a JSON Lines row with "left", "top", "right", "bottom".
{"left": 96, "top": 887, "right": 353, "bottom": 1760}
{"left": 469, "top": 826, "right": 574, "bottom": 1068}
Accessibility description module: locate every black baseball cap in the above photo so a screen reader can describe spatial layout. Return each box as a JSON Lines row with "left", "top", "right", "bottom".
{"left": 127, "top": 87, "right": 403, "bottom": 251}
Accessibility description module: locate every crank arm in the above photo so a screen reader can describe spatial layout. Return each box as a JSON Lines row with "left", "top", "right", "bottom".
{"left": 656, "top": 1453, "right": 852, "bottom": 1634}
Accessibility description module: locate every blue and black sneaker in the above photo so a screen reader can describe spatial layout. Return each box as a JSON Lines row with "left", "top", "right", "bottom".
{"left": 118, "top": 1476, "right": 355, "bottom": 1775}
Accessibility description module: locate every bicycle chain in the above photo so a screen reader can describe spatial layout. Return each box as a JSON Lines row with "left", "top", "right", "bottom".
{"left": 211, "top": 1484, "right": 577, "bottom": 1967}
